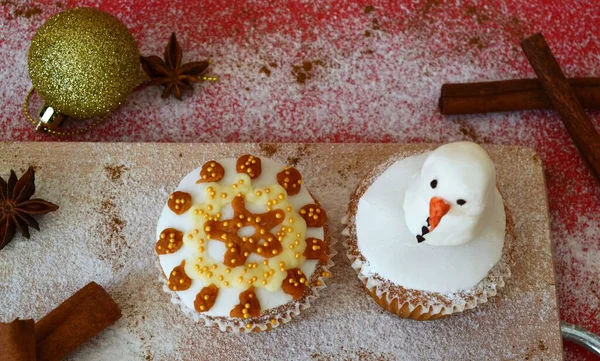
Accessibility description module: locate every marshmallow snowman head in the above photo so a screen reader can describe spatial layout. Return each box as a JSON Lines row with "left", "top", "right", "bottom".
{"left": 403, "top": 142, "right": 497, "bottom": 246}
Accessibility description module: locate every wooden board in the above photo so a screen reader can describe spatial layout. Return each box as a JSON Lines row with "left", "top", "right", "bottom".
{"left": 0, "top": 143, "right": 562, "bottom": 360}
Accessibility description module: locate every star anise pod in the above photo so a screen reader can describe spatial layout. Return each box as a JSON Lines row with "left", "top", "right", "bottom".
{"left": 1, "top": 166, "right": 59, "bottom": 250}
{"left": 141, "top": 32, "right": 211, "bottom": 100}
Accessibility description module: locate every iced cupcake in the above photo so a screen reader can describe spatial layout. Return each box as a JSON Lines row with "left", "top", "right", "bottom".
{"left": 343, "top": 142, "right": 515, "bottom": 320}
{"left": 156, "top": 154, "right": 333, "bottom": 332}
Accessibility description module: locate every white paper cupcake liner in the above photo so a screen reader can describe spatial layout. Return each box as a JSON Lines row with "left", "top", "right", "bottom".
{"left": 156, "top": 236, "right": 336, "bottom": 333}
{"left": 343, "top": 227, "right": 514, "bottom": 318}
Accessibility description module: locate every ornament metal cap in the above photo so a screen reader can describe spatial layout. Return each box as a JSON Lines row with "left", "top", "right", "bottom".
{"left": 37, "top": 104, "right": 67, "bottom": 132}
{"left": 24, "top": 87, "right": 110, "bottom": 136}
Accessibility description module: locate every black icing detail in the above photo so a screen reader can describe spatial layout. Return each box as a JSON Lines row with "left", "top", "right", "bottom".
{"left": 430, "top": 179, "right": 437, "bottom": 189}
{"left": 417, "top": 217, "right": 432, "bottom": 243}
{"left": 457, "top": 199, "right": 466, "bottom": 206}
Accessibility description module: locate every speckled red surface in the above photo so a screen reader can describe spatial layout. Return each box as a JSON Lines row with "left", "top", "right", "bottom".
{"left": 0, "top": 1, "right": 599, "bottom": 359}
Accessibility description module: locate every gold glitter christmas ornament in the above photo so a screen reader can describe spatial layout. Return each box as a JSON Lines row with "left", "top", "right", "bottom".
{"left": 27, "top": 7, "right": 144, "bottom": 130}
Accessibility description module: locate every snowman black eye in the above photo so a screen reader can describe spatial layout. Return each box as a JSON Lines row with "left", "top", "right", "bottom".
{"left": 457, "top": 199, "right": 466, "bottom": 206}
{"left": 430, "top": 180, "right": 437, "bottom": 189}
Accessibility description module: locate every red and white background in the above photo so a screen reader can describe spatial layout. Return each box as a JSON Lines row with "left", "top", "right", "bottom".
{"left": 0, "top": 1, "right": 599, "bottom": 359}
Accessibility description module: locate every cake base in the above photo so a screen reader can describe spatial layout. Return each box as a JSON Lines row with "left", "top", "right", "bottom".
{"left": 367, "top": 287, "right": 447, "bottom": 321}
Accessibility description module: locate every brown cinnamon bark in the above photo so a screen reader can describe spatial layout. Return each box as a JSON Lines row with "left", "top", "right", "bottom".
{"left": 0, "top": 319, "right": 36, "bottom": 361}
{"left": 439, "top": 78, "right": 600, "bottom": 115}
{"left": 521, "top": 33, "right": 600, "bottom": 184}
{"left": 35, "top": 282, "right": 122, "bottom": 361}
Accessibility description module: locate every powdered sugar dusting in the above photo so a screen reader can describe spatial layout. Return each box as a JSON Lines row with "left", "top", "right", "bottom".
{"left": 1, "top": 1, "right": 599, "bottom": 358}
{"left": 0, "top": 143, "right": 560, "bottom": 360}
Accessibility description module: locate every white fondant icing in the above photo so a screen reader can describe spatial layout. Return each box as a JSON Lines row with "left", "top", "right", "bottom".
{"left": 156, "top": 157, "right": 325, "bottom": 317}
{"left": 356, "top": 143, "right": 506, "bottom": 293}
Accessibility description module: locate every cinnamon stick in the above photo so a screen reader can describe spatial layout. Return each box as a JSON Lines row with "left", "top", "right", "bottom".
{"left": 0, "top": 319, "right": 36, "bottom": 361}
{"left": 35, "top": 282, "right": 121, "bottom": 361}
{"left": 521, "top": 33, "right": 600, "bottom": 184}
{"left": 440, "top": 77, "right": 600, "bottom": 115}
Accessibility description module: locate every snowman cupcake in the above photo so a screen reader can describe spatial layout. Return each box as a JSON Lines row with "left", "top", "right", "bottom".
{"left": 156, "top": 154, "right": 333, "bottom": 332}
{"left": 343, "top": 142, "right": 515, "bottom": 320}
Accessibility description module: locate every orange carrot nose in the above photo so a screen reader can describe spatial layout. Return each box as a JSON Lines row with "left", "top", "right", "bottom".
{"left": 429, "top": 197, "right": 450, "bottom": 231}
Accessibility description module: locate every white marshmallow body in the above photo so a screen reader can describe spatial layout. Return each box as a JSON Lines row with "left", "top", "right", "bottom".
{"left": 403, "top": 142, "right": 497, "bottom": 246}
